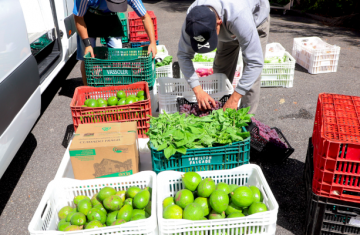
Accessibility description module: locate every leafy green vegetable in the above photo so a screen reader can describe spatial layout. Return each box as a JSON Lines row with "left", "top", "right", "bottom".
{"left": 146, "top": 108, "right": 253, "bottom": 159}
{"left": 264, "top": 55, "right": 287, "bottom": 63}
{"left": 192, "top": 54, "right": 214, "bottom": 62}
{"left": 156, "top": 56, "right": 173, "bottom": 68}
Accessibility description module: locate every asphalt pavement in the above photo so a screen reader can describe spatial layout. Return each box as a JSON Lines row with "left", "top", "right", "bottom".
{"left": 1, "top": 1, "right": 360, "bottom": 234}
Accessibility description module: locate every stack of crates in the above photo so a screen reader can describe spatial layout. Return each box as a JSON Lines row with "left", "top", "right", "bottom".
{"left": 304, "top": 93, "right": 360, "bottom": 235}
{"left": 100, "top": 13, "right": 129, "bottom": 47}
{"left": 128, "top": 11, "right": 158, "bottom": 48}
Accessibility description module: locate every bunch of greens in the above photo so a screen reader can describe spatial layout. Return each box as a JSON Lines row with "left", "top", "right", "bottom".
{"left": 192, "top": 54, "right": 214, "bottom": 62}
{"left": 264, "top": 54, "right": 287, "bottom": 64}
{"left": 147, "top": 107, "right": 253, "bottom": 159}
{"left": 156, "top": 56, "right": 173, "bottom": 68}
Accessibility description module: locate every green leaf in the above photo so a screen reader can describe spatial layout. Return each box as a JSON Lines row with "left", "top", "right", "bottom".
{"left": 157, "top": 142, "right": 168, "bottom": 151}
{"left": 164, "top": 145, "right": 176, "bottom": 159}
{"left": 172, "top": 130, "right": 185, "bottom": 140}
{"left": 175, "top": 146, "right": 187, "bottom": 155}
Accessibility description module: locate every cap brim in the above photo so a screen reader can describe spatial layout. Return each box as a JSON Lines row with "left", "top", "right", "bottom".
{"left": 190, "top": 30, "right": 217, "bottom": 53}
{"left": 107, "top": 1, "right": 127, "bottom": 12}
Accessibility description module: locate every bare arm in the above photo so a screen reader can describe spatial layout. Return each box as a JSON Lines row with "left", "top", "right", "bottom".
{"left": 141, "top": 12, "right": 157, "bottom": 58}
{"left": 74, "top": 15, "right": 94, "bottom": 57}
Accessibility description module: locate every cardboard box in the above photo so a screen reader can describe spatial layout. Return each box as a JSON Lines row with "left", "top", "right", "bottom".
{"left": 75, "top": 122, "right": 137, "bottom": 134}
{"left": 69, "top": 131, "right": 139, "bottom": 180}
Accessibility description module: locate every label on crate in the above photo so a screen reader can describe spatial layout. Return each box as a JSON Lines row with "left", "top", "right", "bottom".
{"left": 103, "top": 69, "right": 131, "bottom": 76}
{"left": 349, "top": 217, "right": 360, "bottom": 227}
{"left": 321, "top": 61, "right": 331, "bottom": 66}
{"left": 185, "top": 156, "right": 222, "bottom": 166}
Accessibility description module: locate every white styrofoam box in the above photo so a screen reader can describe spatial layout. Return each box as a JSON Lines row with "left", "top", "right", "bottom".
{"left": 292, "top": 37, "right": 340, "bottom": 74}
{"left": 157, "top": 164, "right": 279, "bottom": 235}
{"left": 261, "top": 51, "right": 296, "bottom": 88}
{"left": 156, "top": 45, "right": 169, "bottom": 59}
{"left": 265, "top": 43, "right": 286, "bottom": 58}
{"left": 156, "top": 63, "right": 173, "bottom": 79}
{"left": 30, "top": 172, "right": 157, "bottom": 235}
{"left": 158, "top": 74, "right": 234, "bottom": 114}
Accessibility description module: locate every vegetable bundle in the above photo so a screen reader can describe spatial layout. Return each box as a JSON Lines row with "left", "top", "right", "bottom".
{"left": 147, "top": 108, "right": 253, "bottom": 159}
{"left": 156, "top": 56, "right": 173, "bottom": 68}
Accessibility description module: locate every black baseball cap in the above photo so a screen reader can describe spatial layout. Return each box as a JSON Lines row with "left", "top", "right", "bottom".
{"left": 185, "top": 6, "right": 218, "bottom": 53}
{"left": 105, "top": 0, "right": 127, "bottom": 12}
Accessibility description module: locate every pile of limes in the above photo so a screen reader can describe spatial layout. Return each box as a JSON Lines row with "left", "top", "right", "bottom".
{"left": 81, "top": 90, "right": 145, "bottom": 107}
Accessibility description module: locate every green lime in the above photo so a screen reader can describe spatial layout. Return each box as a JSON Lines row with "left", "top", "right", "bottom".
{"left": 87, "top": 100, "right": 99, "bottom": 108}
{"left": 117, "top": 90, "right": 127, "bottom": 99}
{"left": 127, "top": 94, "right": 137, "bottom": 99}
{"left": 107, "top": 96, "right": 118, "bottom": 106}
{"left": 125, "top": 97, "right": 136, "bottom": 105}
{"left": 84, "top": 99, "right": 94, "bottom": 106}
{"left": 99, "top": 103, "right": 107, "bottom": 107}
{"left": 135, "top": 97, "right": 139, "bottom": 102}
{"left": 137, "top": 90, "right": 145, "bottom": 97}
{"left": 138, "top": 96, "right": 145, "bottom": 101}
{"left": 97, "top": 98, "right": 106, "bottom": 104}
{"left": 117, "top": 99, "right": 126, "bottom": 106}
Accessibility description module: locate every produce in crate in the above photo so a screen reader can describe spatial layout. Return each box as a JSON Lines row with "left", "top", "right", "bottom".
{"left": 81, "top": 90, "right": 145, "bottom": 107}
{"left": 162, "top": 172, "right": 268, "bottom": 220}
{"left": 156, "top": 56, "right": 173, "bottom": 68}
{"left": 56, "top": 186, "right": 151, "bottom": 231}
{"left": 180, "top": 101, "right": 223, "bottom": 117}
{"left": 196, "top": 68, "right": 213, "bottom": 77}
{"left": 192, "top": 54, "right": 214, "bottom": 62}
{"left": 251, "top": 117, "right": 287, "bottom": 149}
{"left": 147, "top": 108, "right": 253, "bottom": 159}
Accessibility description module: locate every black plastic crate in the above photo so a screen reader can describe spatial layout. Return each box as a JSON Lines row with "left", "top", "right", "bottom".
{"left": 176, "top": 95, "right": 230, "bottom": 115}
{"left": 246, "top": 121, "right": 294, "bottom": 163}
{"left": 304, "top": 138, "right": 360, "bottom": 235}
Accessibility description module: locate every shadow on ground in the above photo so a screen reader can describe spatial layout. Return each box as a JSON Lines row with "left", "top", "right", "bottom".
{"left": 0, "top": 133, "right": 37, "bottom": 216}
{"left": 251, "top": 155, "right": 306, "bottom": 235}
{"left": 144, "top": 0, "right": 193, "bottom": 12}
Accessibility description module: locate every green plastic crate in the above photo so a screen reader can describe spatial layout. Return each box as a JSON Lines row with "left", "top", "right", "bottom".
{"left": 84, "top": 46, "right": 156, "bottom": 88}
{"left": 100, "top": 12, "right": 128, "bottom": 45}
{"left": 150, "top": 127, "right": 250, "bottom": 173}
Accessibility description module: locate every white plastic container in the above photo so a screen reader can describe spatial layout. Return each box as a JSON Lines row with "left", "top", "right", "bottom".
{"left": 157, "top": 164, "right": 279, "bottom": 235}
{"left": 265, "top": 43, "right": 286, "bottom": 58}
{"left": 156, "top": 45, "right": 169, "bottom": 59}
{"left": 292, "top": 37, "right": 340, "bottom": 74}
{"left": 29, "top": 171, "right": 157, "bottom": 235}
{"left": 261, "top": 51, "right": 296, "bottom": 88}
{"left": 156, "top": 63, "right": 173, "bottom": 78}
{"left": 158, "top": 73, "right": 234, "bottom": 114}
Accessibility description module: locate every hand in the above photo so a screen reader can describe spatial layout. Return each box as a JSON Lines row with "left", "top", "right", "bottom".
{"left": 223, "top": 91, "right": 242, "bottom": 111}
{"left": 148, "top": 42, "right": 157, "bottom": 58}
{"left": 193, "top": 86, "right": 217, "bottom": 110}
{"left": 84, "top": 46, "right": 94, "bottom": 58}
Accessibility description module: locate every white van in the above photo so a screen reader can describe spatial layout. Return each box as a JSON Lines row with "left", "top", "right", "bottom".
{"left": 0, "top": 0, "right": 77, "bottom": 178}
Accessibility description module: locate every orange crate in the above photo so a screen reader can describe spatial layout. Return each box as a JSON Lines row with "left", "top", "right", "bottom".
{"left": 70, "top": 82, "right": 151, "bottom": 138}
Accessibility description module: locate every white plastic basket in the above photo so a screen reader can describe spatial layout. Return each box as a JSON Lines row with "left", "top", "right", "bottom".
{"left": 265, "top": 43, "right": 286, "bottom": 58}
{"left": 261, "top": 51, "right": 295, "bottom": 88}
{"left": 157, "top": 164, "right": 279, "bottom": 235}
{"left": 29, "top": 172, "right": 157, "bottom": 235}
{"left": 156, "top": 63, "right": 173, "bottom": 79}
{"left": 156, "top": 45, "right": 169, "bottom": 59}
{"left": 292, "top": 37, "right": 340, "bottom": 74}
{"left": 158, "top": 73, "right": 234, "bottom": 114}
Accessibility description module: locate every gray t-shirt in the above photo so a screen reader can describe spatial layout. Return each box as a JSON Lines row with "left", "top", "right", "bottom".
{"left": 177, "top": 0, "right": 270, "bottom": 95}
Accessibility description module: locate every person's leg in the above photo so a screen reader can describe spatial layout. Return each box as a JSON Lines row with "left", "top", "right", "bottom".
{"left": 76, "top": 35, "right": 96, "bottom": 85}
{"left": 213, "top": 40, "right": 240, "bottom": 84}
{"left": 240, "top": 17, "right": 270, "bottom": 114}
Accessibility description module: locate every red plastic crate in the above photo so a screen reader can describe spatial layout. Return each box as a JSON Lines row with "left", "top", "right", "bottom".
{"left": 312, "top": 93, "right": 360, "bottom": 203}
{"left": 128, "top": 11, "right": 158, "bottom": 42}
{"left": 70, "top": 82, "right": 151, "bottom": 138}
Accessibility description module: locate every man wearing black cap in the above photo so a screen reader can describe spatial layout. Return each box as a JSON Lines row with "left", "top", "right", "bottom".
{"left": 74, "top": 0, "right": 157, "bottom": 85}
{"left": 178, "top": 0, "right": 270, "bottom": 114}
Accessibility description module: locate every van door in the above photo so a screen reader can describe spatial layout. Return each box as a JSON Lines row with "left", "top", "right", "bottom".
{"left": 0, "top": 0, "right": 41, "bottom": 179}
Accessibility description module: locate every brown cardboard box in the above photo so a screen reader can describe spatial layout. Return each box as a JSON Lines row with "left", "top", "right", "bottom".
{"left": 69, "top": 131, "right": 139, "bottom": 180}
{"left": 75, "top": 122, "right": 137, "bottom": 134}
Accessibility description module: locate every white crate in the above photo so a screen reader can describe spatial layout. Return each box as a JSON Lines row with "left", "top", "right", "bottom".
{"left": 261, "top": 51, "right": 295, "bottom": 88}
{"left": 156, "top": 63, "right": 173, "bottom": 78}
{"left": 29, "top": 172, "right": 157, "bottom": 235}
{"left": 158, "top": 74, "right": 234, "bottom": 114}
{"left": 292, "top": 37, "right": 340, "bottom": 74}
{"left": 156, "top": 45, "right": 169, "bottom": 59}
{"left": 265, "top": 43, "right": 286, "bottom": 58}
{"left": 157, "top": 164, "right": 279, "bottom": 235}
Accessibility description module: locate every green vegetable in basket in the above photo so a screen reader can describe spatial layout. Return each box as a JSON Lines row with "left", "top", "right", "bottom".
{"left": 146, "top": 107, "right": 253, "bottom": 159}
{"left": 192, "top": 54, "right": 214, "bottom": 62}
{"left": 156, "top": 56, "right": 173, "bottom": 68}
